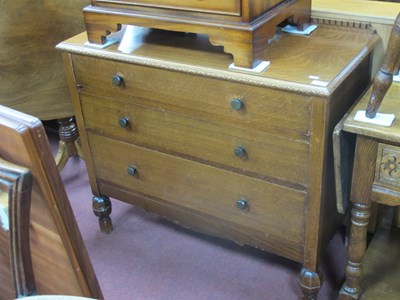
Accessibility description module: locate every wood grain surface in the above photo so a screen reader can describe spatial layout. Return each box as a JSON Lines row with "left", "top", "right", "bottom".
{"left": 0, "top": 0, "right": 88, "bottom": 120}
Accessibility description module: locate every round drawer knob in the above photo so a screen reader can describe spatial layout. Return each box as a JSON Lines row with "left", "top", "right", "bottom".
{"left": 119, "top": 117, "right": 130, "bottom": 128}
{"left": 127, "top": 165, "right": 137, "bottom": 176}
{"left": 236, "top": 198, "right": 248, "bottom": 210}
{"left": 231, "top": 98, "right": 243, "bottom": 111}
{"left": 112, "top": 74, "right": 124, "bottom": 86}
{"left": 234, "top": 146, "right": 246, "bottom": 158}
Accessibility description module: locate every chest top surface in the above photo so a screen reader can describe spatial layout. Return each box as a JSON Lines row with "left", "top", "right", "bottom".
{"left": 58, "top": 24, "right": 378, "bottom": 96}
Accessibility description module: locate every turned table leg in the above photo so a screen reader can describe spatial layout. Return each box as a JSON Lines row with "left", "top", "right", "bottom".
{"left": 340, "top": 203, "right": 371, "bottom": 299}
{"left": 340, "top": 136, "right": 377, "bottom": 299}
{"left": 55, "top": 117, "right": 84, "bottom": 171}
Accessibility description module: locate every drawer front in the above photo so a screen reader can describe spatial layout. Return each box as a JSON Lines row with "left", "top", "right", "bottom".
{"left": 88, "top": 133, "right": 306, "bottom": 245}
{"left": 81, "top": 94, "right": 309, "bottom": 187}
{"left": 93, "top": 0, "right": 241, "bottom": 15}
{"left": 73, "top": 55, "right": 311, "bottom": 139}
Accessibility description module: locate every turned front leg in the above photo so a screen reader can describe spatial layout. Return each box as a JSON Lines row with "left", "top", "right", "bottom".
{"left": 339, "top": 203, "right": 371, "bottom": 299}
{"left": 299, "top": 268, "right": 322, "bottom": 299}
{"left": 92, "top": 195, "right": 113, "bottom": 233}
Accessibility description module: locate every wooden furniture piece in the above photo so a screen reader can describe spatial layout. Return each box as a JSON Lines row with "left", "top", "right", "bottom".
{"left": 0, "top": 105, "right": 103, "bottom": 299}
{"left": 334, "top": 14, "right": 400, "bottom": 299}
{"left": 314, "top": 1, "right": 400, "bottom": 229}
{"left": 58, "top": 24, "right": 379, "bottom": 298}
{"left": 337, "top": 83, "right": 400, "bottom": 299}
{"left": 312, "top": 0, "right": 400, "bottom": 50}
{"left": 0, "top": 0, "right": 88, "bottom": 171}
{"left": 83, "top": 0, "right": 311, "bottom": 68}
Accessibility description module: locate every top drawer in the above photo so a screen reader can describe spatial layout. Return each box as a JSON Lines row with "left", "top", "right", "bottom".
{"left": 92, "top": 0, "right": 241, "bottom": 15}
{"left": 72, "top": 55, "right": 311, "bottom": 139}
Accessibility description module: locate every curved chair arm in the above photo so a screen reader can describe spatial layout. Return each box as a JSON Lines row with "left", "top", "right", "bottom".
{"left": 366, "top": 12, "right": 400, "bottom": 118}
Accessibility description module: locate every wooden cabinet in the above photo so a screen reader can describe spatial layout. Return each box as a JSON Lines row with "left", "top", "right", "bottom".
{"left": 58, "top": 25, "right": 378, "bottom": 298}
{"left": 83, "top": 0, "right": 311, "bottom": 68}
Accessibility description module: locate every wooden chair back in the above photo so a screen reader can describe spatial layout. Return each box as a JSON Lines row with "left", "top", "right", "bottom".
{"left": 0, "top": 105, "right": 102, "bottom": 299}
{"left": 0, "top": 158, "right": 35, "bottom": 298}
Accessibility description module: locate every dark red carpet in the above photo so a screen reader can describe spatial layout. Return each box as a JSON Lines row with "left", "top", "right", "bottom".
{"left": 54, "top": 133, "right": 346, "bottom": 300}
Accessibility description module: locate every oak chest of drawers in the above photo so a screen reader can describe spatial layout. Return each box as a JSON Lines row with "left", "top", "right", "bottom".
{"left": 58, "top": 25, "right": 379, "bottom": 298}
{"left": 83, "top": 0, "right": 311, "bottom": 68}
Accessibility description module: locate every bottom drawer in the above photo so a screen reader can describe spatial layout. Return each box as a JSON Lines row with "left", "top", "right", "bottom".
{"left": 88, "top": 133, "right": 306, "bottom": 247}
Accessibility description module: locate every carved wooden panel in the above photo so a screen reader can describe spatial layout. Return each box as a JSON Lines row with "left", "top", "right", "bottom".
{"left": 374, "top": 143, "right": 400, "bottom": 190}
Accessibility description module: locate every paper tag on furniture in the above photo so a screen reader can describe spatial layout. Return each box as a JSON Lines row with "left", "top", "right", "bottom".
{"left": 354, "top": 110, "right": 396, "bottom": 127}
{"left": 282, "top": 24, "right": 318, "bottom": 35}
{"left": 229, "top": 61, "right": 270, "bottom": 74}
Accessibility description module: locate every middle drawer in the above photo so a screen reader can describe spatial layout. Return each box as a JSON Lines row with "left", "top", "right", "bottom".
{"left": 81, "top": 93, "right": 310, "bottom": 187}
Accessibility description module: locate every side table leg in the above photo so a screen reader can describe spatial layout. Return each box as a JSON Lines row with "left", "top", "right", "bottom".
{"left": 339, "top": 203, "right": 371, "bottom": 299}
{"left": 55, "top": 117, "right": 84, "bottom": 171}
{"left": 92, "top": 195, "right": 113, "bottom": 234}
{"left": 298, "top": 268, "right": 322, "bottom": 299}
